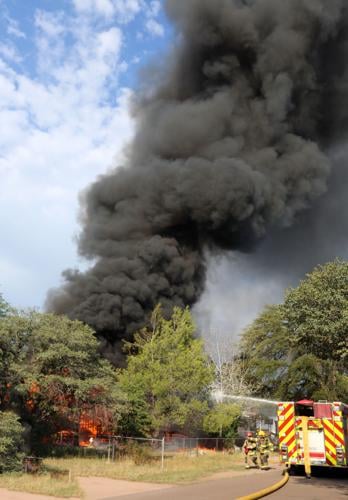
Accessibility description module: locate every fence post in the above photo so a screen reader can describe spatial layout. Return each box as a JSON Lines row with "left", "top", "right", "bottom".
{"left": 107, "top": 436, "right": 111, "bottom": 463}
{"left": 161, "top": 437, "right": 165, "bottom": 471}
{"left": 112, "top": 437, "right": 115, "bottom": 462}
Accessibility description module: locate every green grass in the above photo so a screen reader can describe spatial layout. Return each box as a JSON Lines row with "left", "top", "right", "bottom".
{"left": 46, "top": 451, "right": 245, "bottom": 484}
{"left": 0, "top": 472, "right": 81, "bottom": 498}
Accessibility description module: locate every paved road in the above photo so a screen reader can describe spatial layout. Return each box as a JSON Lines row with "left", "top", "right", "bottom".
{"left": 103, "top": 469, "right": 348, "bottom": 500}
{"left": 272, "top": 474, "right": 348, "bottom": 499}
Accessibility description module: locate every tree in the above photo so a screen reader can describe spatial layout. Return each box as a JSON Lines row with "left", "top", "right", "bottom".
{"left": 281, "top": 261, "right": 348, "bottom": 400}
{"left": 203, "top": 403, "right": 241, "bottom": 439}
{"left": 0, "top": 293, "right": 10, "bottom": 318}
{"left": 239, "top": 305, "right": 289, "bottom": 398}
{"left": 240, "top": 261, "right": 348, "bottom": 401}
{"left": 277, "top": 354, "right": 348, "bottom": 401}
{"left": 0, "top": 411, "right": 25, "bottom": 472}
{"left": 206, "top": 331, "right": 253, "bottom": 399}
{"left": 284, "top": 260, "right": 348, "bottom": 364}
{"left": 118, "top": 306, "right": 214, "bottom": 436}
{"left": 0, "top": 310, "right": 122, "bottom": 449}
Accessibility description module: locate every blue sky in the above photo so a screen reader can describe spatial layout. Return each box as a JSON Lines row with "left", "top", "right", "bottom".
{"left": 0, "top": 0, "right": 171, "bottom": 309}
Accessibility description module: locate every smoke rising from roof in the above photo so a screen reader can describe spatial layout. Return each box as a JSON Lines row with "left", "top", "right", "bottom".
{"left": 47, "top": 0, "right": 348, "bottom": 360}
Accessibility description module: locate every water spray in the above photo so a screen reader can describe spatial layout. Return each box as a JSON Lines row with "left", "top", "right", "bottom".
{"left": 212, "top": 390, "right": 278, "bottom": 406}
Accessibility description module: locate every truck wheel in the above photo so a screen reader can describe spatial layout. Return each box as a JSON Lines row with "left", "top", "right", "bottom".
{"left": 288, "top": 466, "right": 296, "bottom": 476}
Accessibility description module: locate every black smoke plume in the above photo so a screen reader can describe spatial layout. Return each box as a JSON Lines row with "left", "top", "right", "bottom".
{"left": 47, "top": 0, "right": 348, "bottom": 360}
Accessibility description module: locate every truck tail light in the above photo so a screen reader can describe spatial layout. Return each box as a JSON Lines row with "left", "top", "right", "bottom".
{"left": 281, "top": 444, "right": 288, "bottom": 462}
{"left": 336, "top": 448, "right": 344, "bottom": 465}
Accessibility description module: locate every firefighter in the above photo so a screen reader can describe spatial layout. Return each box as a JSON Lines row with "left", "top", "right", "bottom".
{"left": 243, "top": 431, "right": 258, "bottom": 469}
{"left": 257, "top": 430, "right": 271, "bottom": 470}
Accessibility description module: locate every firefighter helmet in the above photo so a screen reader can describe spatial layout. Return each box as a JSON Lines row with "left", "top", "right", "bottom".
{"left": 258, "top": 430, "right": 266, "bottom": 436}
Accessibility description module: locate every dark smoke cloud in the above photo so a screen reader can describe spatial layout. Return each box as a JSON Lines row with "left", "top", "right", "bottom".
{"left": 195, "top": 144, "right": 348, "bottom": 342}
{"left": 47, "top": 0, "right": 348, "bottom": 360}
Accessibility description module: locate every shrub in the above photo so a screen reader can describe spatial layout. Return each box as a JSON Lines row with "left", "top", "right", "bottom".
{"left": 125, "top": 442, "right": 154, "bottom": 465}
{"left": 0, "top": 411, "right": 25, "bottom": 473}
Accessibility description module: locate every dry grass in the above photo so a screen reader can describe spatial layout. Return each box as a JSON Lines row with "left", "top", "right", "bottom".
{"left": 46, "top": 451, "right": 246, "bottom": 484}
{"left": 0, "top": 472, "right": 81, "bottom": 498}
{"left": 0, "top": 452, "right": 279, "bottom": 498}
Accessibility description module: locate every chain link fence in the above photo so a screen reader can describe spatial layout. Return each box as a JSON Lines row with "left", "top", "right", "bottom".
{"left": 50, "top": 434, "right": 239, "bottom": 470}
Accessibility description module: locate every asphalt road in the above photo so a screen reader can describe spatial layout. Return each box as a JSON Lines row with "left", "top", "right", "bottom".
{"left": 272, "top": 475, "right": 348, "bottom": 499}
{"left": 103, "top": 469, "right": 348, "bottom": 500}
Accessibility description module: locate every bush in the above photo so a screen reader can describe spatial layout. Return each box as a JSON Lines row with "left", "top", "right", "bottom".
{"left": 33, "top": 442, "right": 81, "bottom": 458}
{"left": 0, "top": 411, "right": 25, "bottom": 473}
{"left": 125, "top": 442, "right": 154, "bottom": 465}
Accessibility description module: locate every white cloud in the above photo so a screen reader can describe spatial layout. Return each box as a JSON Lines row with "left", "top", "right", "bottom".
{"left": 73, "top": 0, "right": 114, "bottom": 17}
{"left": 113, "top": 0, "right": 144, "bottom": 21}
{"left": 73, "top": 0, "right": 143, "bottom": 23}
{"left": 35, "top": 10, "right": 66, "bottom": 38}
{"left": 145, "top": 18, "right": 164, "bottom": 37}
{"left": 0, "top": 6, "right": 135, "bottom": 308}
{"left": 97, "top": 27, "right": 122, "bottom": 59}
{"left": 143, "top": 0, "right": 164, "bottom": 38}
{"left": 6, "top": 17, "right": 26, "bottom": 39}
{"left": 148, "top": 1, "right": 161, "bottom": 18}
{"left": 0, "top": 42, "right": 22, "bottom": 63}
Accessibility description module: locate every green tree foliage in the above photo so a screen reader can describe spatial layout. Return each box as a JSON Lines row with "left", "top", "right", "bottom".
{"left": 118, "top": 306, "right": 214, "bottom": 436}
{"left": 203, "top": 403, "right": 241, "bottom": 438}
{"left": 239, "top": 305, "right": 289, "bottom": 397}
{"left": 0, "top": 411, "right": 25, "bottom": 472}
{"left": 278, "top": 354, "right": 348, "bottom": 402}
{"left": 284, "top": 260, "right": 348, "bottom": 363}
{"left": 240, "top": 261, "right": 348, "bottom": 401}
{"left": 0, "top": 310, "right": 121, "bottom": 448}
{"left": 0, "top": 293, "right": 10, "bottom": 318}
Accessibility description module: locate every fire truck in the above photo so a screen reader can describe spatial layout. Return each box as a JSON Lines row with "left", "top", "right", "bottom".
{"left": 277, "top": 399, "right": 348, "bottom": 477}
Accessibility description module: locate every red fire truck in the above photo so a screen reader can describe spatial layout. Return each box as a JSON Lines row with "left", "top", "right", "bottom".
{"left": 277, "top": 399, "right": 348, "bottom": 477}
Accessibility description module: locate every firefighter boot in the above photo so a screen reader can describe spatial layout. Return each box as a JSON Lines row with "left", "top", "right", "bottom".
{"left": 252, "top": 455, "right": 259, "bottom": 469}
{"left": 260, "top": 454, "right": 269, "bottom": 470}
